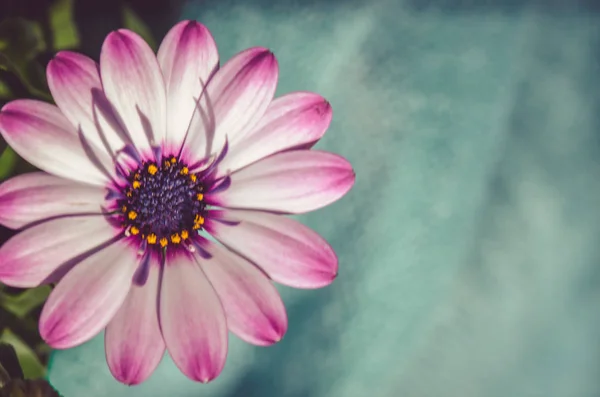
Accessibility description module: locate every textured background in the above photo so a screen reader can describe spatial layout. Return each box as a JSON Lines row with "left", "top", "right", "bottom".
{"left": 48, "top": 0, "right": 600, "bottom": 396}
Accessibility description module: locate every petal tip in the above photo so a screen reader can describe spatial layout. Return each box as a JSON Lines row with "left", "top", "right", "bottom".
{"left": 182, "top": 19, "right": 206, "bottom": 31}
{"left": 105, "top": 29, "right": 139, "bottom": 47}
{"left": 187, "top": 366, "right": 223, "bottom": 384}
{"left": 39, "top": 316, "right": 70, "bottom": 349}
{"left": 268, "top": 325, "right": 287, "bottom": 345}
{"left": 321, "top": 99, "right": 332, "bottom": 115}
{"left": 40, "top": 329, "right": 66, "bottom": 350}
{"left": 110, "top": 367, "right": 146, "bottom": 386}
{"left": 52, "top": 50, "right": 80, "bottom": 63}
{"left": 247, "top": 47, "right": 276, "bottom": 65}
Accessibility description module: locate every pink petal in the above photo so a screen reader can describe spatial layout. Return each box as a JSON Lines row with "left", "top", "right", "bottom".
{"left": 196, "top": 239, "right": 287, "bottom": 346}
{"left": 47, "top": 51, "right": 128, "bottom": 157}
{"left": 0, "top": 216, "right": 120, "bottom": 288}
{"left": 207, "top": 210, "right": 337, "bottom": 289}
{"left": 185, "top": 47, "right": 278, "bottom": 161}
{"left": 0, "top": 172, "right": 106, "bottom": 229}
{"left": 160, "top": 251, "right": 228, "bottom": 383}
{"left": 39, "top": 240, "right": 139, "bottom": 349}
{"left": 218, "top": 92, "right": 332, "bottom": 176}
{"left": 157, "top": 20, "right": 218, "bottom": 152}
{"left": 209, "top": 150, "right": 355, "bottom": 213}
{"left": 100, "top": 30, "right": 166, "bottom": 155}
{"left": 0, "top": 100, "right": 113, "bottom": 186}
{"left": 105, "top": 259, "right": 164, "bottom": 385}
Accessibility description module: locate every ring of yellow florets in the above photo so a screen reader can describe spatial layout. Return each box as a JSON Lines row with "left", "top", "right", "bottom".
{"left": 117, "top": 155, "right": 206, "bottom": 250}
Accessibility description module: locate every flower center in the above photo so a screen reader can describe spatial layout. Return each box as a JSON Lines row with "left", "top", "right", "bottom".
{"left": 117, "top": 156, "right": 206, "bottom": 249}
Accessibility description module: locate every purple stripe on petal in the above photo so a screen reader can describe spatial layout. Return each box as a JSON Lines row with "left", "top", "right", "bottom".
{"left": 132, "top": 253, "right": 151, "bottom": 286}
{"left": 195, "top": 239, "right": 287, "bottom": 346}
{"left": 185, "top": 47, "right": 278, "bottom": 163}
{"left": 157, "top": 20, "right": 219, "bottom": 151}
{"left": 105, "top": 189, "right": 124, "bottom": 201}
{"left": 47, "top": 51, "right": 128, "bottom": 157}
{"left": 105, "top": 258, "right": 164, "bottom": 385}
{"left": 217, "top": 92, "right": 332, "bottom": 176}
{"left": 190, "top": 239, "right": 212, "bottom": 259}
{"left": 0, "top": 216, "right": 120, "bottom": 288}
{"left": 159, "top": 251, "right": 227, "bottom": 383}
{"left": 39, "top": 240, "right": 139, "bottom": 349}
{"left": 0, "top": 172, "right": 106, "bottom": 229}
{"left": 211, "top": 150, "right": 355, "bottom": 214}
{"left": 118, "top": 143, "right": 142, "bottom": 164}
{"left": 100, "top": 29, "right": 166, "bottom": 155}
{"left": 0, "top": 100, "right": 113, "bottom": 185}
{"left": 207, "top": 175, "right": 231, "bottom": 195}
{"left": 207, "top": 210, "right": 338, "bottom": 289}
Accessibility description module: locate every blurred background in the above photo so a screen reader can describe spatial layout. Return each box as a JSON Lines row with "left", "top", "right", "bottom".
{"left": 1, "top": 0, "right": 600, "bottom": 396}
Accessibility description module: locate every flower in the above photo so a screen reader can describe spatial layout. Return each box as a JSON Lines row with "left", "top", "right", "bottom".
{"left": 0, "top": 20, "right": 354, "bottom": 385}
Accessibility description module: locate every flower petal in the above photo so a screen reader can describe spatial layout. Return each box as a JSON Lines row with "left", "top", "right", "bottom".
{"left": 159, "top": 251, "right": 227, "bottom": 383}
{"left": 105, "top": 259, "right": 164, "bottom": 385}
{"left": 0, "top": 216, "right": 120, "bottom": 288}
{"left": 100, "top": 29, "right": 166, "bottom": 155}
{"left": 0, "top": 172, "right": 106, "bottom": 229}
{"left": 209, "top": 150, "right": 355, "bottom": 213}
{"left": 207, "top": 210, "right": 337, "bottom": 289}
{"left": 0, "top": 100, "right": 113, "bottom": 185}
{"left": 218, "top": 92, "right": 332, "bottom": 176}
{"left": 47, "top": 51, "right": 128, "bottom": 157}
{"left": 185, "top": 47, "right": 278, "bottom": 161}
{"left": 157, "top": 20, "right": 218, "bottom": 152}
{"left": 196, "top": 239, "right": 287, "bottom": 345}
{"left": 39, "top": 240, "right": 138, "bottom": 349}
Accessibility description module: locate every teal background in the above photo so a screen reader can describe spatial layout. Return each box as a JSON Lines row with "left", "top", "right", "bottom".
{"left": 49, "top": 0, "right": 600, "bottom": 396}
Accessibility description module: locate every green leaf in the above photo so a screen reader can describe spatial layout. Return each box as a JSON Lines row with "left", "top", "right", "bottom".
{"left": 49, "top": 0, "right": 79, "bottom": 50}
{"left": 0, "top": 80, "right": 12, "bottom": 99}
{"left": 0, "top": 18, "right": 52, "bottom": 101}
{"left": 0, "top": 53, "right": 52, "bottom": 102}
{"left": 0, "top": 287, "right": 51, "bottom": 319}
{"left": 0, "top": 19, "right": 46, "bottom": 62}
{"left": 0, "top": 331, "right": 45, "bottom": 379}
{"left": 0, "top": 148, "right": 17, "bottom": 180}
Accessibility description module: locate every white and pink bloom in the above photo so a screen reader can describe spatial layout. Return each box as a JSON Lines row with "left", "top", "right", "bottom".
{"left": 0, "top": 21, "right": 354, "bottom": 384}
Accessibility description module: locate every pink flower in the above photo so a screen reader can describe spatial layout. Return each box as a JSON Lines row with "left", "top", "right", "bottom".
{"left": 0, "top": 21, "right": 354, "bottom": 384}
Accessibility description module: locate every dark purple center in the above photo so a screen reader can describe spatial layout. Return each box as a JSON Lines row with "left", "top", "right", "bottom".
{"left": 117, "top": 156, "right": 206, "bottom": 248}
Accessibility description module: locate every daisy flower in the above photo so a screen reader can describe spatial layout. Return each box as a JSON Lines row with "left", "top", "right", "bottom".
{"left": 0, "top": 21, "right": 354, "bottom": 384}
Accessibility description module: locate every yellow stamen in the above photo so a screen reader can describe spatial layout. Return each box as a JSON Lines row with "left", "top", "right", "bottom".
{"left": 196, "top": 193, "right": 204, "bottom": 201}
{"left": 180, "top": 167, "right": 189, "bottom": 175}
{"left": 132, "top": 181, "right": 141, "bottom": 189}
{"left": 128, "top": 211, "right": 137, "bottom": 220}
{"left": 148, "top": 164, "right": 158, "bottom": 175}
{"left": 147, "top": 234, "right": 157, "bottom": 244}
{"left": 164, "top": 160, "right": 171, "bottom": 167}
{"left": 126, "top": 190, "right": 132, "bottom": 198}
{"left": 170, "top": 157, "right": 177, "bottom": 164}
{"left": 181, "top": 230, "right": 189, "bottom": 239}
{"left": 171, "top": 233, "right": 181, "bottom": 244}
{"left": 134, "top": 173, "right": 141, "bottom": 180}
{"left": 193, "top": 214, "right": 205, "bottom": 229}
{"left": 160, "top": 237, "right": 168, "bottom": 247}
{"left": 190, "top": 174, "right": 197, "bottom": 182}
{"left": 121, "top": 205, "right": 127, "bottom": 213}
{"left": 130, "top": 226, "right": 140, "bottom": 235}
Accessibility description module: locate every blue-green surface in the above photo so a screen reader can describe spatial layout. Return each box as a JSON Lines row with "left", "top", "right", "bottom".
{"left": 49, "top": 1, "right": 600, "bottom": 396}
